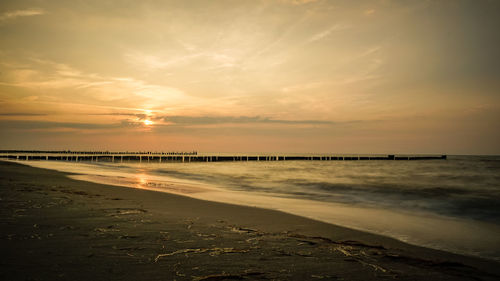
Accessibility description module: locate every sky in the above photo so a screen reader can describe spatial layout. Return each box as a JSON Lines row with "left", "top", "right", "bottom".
{"left": 0, "top": 0, "right": 499, "bottom": 154}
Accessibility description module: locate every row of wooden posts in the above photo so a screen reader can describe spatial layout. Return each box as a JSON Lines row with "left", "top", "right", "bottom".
{"left": 0, "top": 153, "right": 447, "bottom": 162}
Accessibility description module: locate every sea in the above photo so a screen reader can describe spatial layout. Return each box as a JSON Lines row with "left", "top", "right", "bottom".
{"left": 20, "top": 155, "right": 500, "bottom": 261}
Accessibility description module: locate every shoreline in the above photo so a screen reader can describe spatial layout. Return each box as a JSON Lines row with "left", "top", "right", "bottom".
{"left": 1, "top": 160, "right": 499, "bottom": 280}
{"left": 69, "top": 171, "right": 500, "bottom": 262}
{"left": 17, "top": 159, "right": 500, "bottom": 261}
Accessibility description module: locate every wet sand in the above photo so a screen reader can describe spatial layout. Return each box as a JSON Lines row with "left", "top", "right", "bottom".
{"left": 1, "top": 161, "right": 499, "bottom": 280}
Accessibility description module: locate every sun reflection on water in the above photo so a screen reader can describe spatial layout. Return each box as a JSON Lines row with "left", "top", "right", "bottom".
{"left": 136, "top": 173, "right": 148, "bottom": 188}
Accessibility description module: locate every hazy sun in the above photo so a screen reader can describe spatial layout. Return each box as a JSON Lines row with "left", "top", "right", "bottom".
{"left": 143, "top": 119, "right": 153, "bottom": 126}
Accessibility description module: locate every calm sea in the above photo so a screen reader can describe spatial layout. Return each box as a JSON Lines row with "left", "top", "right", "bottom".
{"left": 20, "top": 155, "right": 500, "bottom": 261}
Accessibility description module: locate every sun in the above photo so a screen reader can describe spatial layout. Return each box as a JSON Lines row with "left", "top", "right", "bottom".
{"left": 143, "top": 119, "right": 154, "bottom": 126}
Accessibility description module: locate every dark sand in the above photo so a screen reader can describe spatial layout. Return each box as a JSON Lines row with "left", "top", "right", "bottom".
{"left": 1, "top": 161, "right": 499, "bottom": 281}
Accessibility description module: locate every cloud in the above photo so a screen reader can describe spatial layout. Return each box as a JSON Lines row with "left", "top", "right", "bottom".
{"left": 0, "top": 115, "right": 334, "bottom": 134}
{"left": 0, "top": 9, "right": 45, "bottom": 21}
{"left": 364, "top": 9, "right": 375, "bottom": 15}
{"left": 308, "top": 24, "right": 350, "bottom": 43}
{"left": 281, "top": 81, "right": 326, "bottom": 92}
{"left": 0, "top": 113, "right": 46, "bottom": 116}
{"left": 0, "top": 58, "right": 189, "bottom": 110}
{"left": 124, "top": 51, "right": 238, "bottom": 71}
{"left": 0, "top": 120, "right": 121, "bottom": 130}
{"left": 124, "top": 52, "right": 191, "bottom": 70}
{"left": 161, "top": 115, "right": 333, "bottom": 125}
{"left": 75, "top": 112, "right": 339, "bottom": 130}
{"left": 278, "top": 0, "right": 319, "bottom": 5}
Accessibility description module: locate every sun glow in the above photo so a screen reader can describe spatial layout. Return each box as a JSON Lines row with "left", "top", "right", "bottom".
{"left": 143, "top": 119, "right": 153, "bottom": 126}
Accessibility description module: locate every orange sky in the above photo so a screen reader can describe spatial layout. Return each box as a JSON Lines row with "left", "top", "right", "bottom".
{"left": 1, "top": 0, "right": 499, "bottom": 154}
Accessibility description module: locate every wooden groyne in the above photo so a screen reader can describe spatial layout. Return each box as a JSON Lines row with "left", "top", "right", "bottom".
{"left": 0, "top": 151, "right": 447, "bottom": 162}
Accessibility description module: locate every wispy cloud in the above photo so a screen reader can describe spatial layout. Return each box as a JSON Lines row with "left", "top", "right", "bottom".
{"left": 0, "top": 120, "right": 121, "bottom": 130}
{"left": 0, "top": 113, "right": 46, "bottom": 116}
{"left": 161, "top": 115, "right": 333, "bottom": 126}
{"left": 88, "top": 113, "right": 334, "bottom": 126}
{"left": 308, "top": 24, "right": 350, "bottom": 43}
{"left": 364, "top": 9, "right": 375, "bottom": 15}
{"left": 124, "top": 52, "right": 197, "bottom": 70}
{"left": 281, "top": 81, "right": 326, "bottom": 92}
{"left": 278, "top": 0, "right": 319, "bottom": 6}
{"left": 0, "top": 58, "right": 190, "bottom": 110}
{"left": 0, "top": 9, "right": 45, "bottom": 22}
{"left": 242, "top": 12, "right": 313, "bottom": 66}
{"left": 124, "top": 51, "right": 238, "bottom": 71}
{"left": 0, "top": 114, "right": 334, "bottom": 133}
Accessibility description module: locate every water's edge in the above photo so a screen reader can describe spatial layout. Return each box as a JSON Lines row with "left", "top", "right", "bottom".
{"left": 15, "top": 159, "right": 500, "bottom": 262}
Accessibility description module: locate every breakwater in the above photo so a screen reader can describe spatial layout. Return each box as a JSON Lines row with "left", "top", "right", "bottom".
{"left": 0, "top": 151, "right": 446, "bottom": 162}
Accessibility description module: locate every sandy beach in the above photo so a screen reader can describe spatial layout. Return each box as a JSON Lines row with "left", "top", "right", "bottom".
{"left": 1, "top": 160, "right": 499, "bottom": 281}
